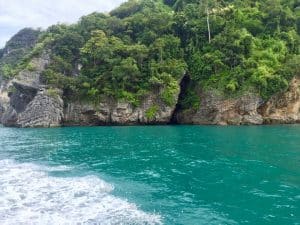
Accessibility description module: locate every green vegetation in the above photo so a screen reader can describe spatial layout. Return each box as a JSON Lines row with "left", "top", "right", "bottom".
{"left": 1, "top": 0, "right": 299, "bottom": 104}
{"left": 146, "top": 105, "right": 159, "bottom": 120}
{"left": 46, "top": 88, "right": 60, "bottom": 99}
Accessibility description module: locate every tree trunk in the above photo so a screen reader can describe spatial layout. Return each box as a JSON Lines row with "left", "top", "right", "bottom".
{"left": 206, "top": 7, "right": 211, "bottom": 43}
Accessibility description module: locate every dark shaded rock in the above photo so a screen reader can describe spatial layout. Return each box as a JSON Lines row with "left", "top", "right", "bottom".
{"left": 1, "top": 107, "right": 18, "bottom": 127}
{"left": 9, "top": 82, "right": 38, "bottom": 113}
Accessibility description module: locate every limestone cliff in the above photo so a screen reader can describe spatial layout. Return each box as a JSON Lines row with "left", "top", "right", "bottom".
{"left": 0, "top": 28, "right": 41, "bottom": 124}
{"left": 0, "top": 52, "right": 180, "bottom": 127}
{"left": 0, "top": 47, "right": 298, "bottom": 127}
{"left": 1, "top": 67, "right": 300, "bottom": 127}
{"left": 259, "top": 77, "right": 300, "bottom": 124}
{"left": 174, "top": 77, "right": 300, "bottom": 126}
{"left": 175, "top": 88, "right": 264, "bottom": 125}
{"left": 63, "top": 93, "right": 177, "bottom": 126}
{"left": 1, "top": 53, "right": 64, "bottom": 128}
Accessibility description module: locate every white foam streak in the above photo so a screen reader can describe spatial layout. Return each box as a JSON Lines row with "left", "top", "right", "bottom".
{"left": 0, "top": 160, "right": 161, "bottom": 225}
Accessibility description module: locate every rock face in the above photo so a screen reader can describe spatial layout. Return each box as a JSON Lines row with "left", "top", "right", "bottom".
{"left": 1, "top": 51, "right": 179, "bottom": 127}
{"left": 1, "top": 82, "right": 64, "bottom": 128}
{"left": 63, "top": 93, "right": 178, "bottom": 126}
{"left": 176, "top": 89, "right": 264, "bottom": 125}
{"left": 260, "top": 77, "right": 300, "bottom": 124}
{"left": 176, "top": 77, "right": 300, "bottom": 125}
{"left": 1, "top": 53, "right": 64, "bottom": 128}
{"left": 1, "top": 51, "right": 299, "bottom": 128}
{"left": 0, "top": 82, "right": 10, "bottom": 121}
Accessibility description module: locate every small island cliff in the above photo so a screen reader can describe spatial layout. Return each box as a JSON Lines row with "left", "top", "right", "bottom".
{"left": 0, "top": 0, "right": 299, "bottom": 127}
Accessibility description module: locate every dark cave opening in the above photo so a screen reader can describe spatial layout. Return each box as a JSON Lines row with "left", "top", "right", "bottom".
{"left": 170, "top": 74, "right": 191, "bottom": 124}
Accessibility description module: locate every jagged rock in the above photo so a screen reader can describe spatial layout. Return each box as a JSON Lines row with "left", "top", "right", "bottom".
{"left": 260, "top": 77, "right": 300, "bottom": 124}
{"left": 17, "top": 91, "right": 63, "bottom": 128}
{"left": 63, "top": 93, "right": 177, "bottom": 126}
{"left": 0, "top": 80, "right": 11, "bottom": 121}
{"left": 1, "top": 52, "right": 63, "bottom": 128}
{"left": 176, "top": 89, "right": 264, "bottom": 125}
{"left": 1, "top": 85, "right": 63, "bottom": 128}
{"left": 9, "top": 82, "right": 38, "bottom": 113}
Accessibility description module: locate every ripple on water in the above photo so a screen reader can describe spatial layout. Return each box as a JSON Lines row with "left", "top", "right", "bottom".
{"left": 0, "top": 159, "right": 161, "bottom": 225}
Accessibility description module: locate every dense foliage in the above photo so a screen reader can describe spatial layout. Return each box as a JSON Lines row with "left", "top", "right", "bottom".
{"left": 1, "top": 0, "right": 299, "bottom": 104}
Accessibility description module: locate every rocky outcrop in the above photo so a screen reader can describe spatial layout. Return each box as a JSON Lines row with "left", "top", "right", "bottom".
{"left": 175, "top": 89, "right": 264, "bottom": 125}
{"left": 16, "top": 91, "right": 63, "bottom": 128}
{"left": 1, "top": 81, "right": 63, "bottom": 128}
{"left": 175, "top": 77, "right": 300, "bottom": 125}
{"left": 63, "top": 93, "right": 178, "bottom": 126}
{"left": 259, "top": 77, "right": 300, "bottom": 124}
{"left": 1, "top": 49, "right": 179, "bottom": 127}
{"left": 1, "top": 53, "right": 64, "bottom": 128}
{"left": 0, "top": 28, "right": 40, "bottom": 123}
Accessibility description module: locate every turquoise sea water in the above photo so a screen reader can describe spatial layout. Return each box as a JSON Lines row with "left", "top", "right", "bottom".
{"left": 0, "top": 125, "right": 299, "bottom": 224}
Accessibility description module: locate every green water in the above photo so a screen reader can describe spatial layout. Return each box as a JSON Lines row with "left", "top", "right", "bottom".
{"left": 0, "top": 125, "right": 299, "bottom": 224}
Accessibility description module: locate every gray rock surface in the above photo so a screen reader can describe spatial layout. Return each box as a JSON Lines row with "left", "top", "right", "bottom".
{"left": 1, "top": 82, "right": 63, "bottom": 128}
{"left": 63, "top": 93, "right": 177, "bottom": 126}
{"left": 259, "top": 77, "right": 300, "bottom": 124}
{"left": 1, "top": 53, "right": 64, "bottom": 128}
{"left": 17, "top": 91, "right": 63, "bottom": 128}
{"left": 176, "top": 89, "right": 264, "bottom": 125}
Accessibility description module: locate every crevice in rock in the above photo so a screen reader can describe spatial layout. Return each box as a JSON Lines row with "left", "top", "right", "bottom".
{"left": 170, "top": 74, "right": 191, "bottom": 124}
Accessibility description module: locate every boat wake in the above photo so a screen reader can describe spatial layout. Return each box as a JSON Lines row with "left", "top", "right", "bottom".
{"left": 0, "top": 159, "right": 161, "bottom": 225}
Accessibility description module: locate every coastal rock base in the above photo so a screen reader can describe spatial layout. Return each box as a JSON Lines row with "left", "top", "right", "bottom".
{"left": 1, "top": 70, "right": 300, "bottom": 127}
{"left": 175, "top": 90, "right": 264, "bottom": 125}
{"left": 260, "top": 77, "right": 300, "bottom": 124}
{"left": 63, "top": 94, "right": 177, "bottom": 126}
{"left": 1, "top": 83, "right": 63, "bottom": 128}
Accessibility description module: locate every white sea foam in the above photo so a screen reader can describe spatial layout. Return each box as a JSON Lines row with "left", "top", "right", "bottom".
{"left": 0, "top": 159, "right": 162, "bottom": 225}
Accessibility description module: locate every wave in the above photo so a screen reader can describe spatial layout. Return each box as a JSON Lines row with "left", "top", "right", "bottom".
{"left": 0, "top": 159, "right": 162, "bottom": 225}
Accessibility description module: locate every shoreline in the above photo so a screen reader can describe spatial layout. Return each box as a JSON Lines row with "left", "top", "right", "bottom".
{"left": 1, "top": 122, "right": 300, "bottom": 129}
